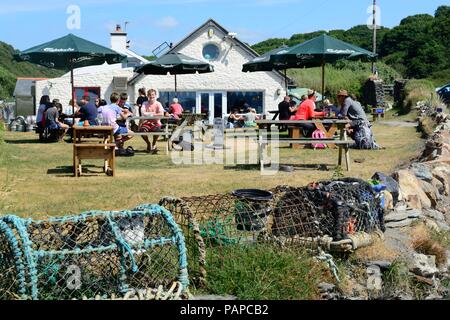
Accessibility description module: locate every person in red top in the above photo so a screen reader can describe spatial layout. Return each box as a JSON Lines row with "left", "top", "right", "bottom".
{"left": 290, "top": 89, "right": 324, "bottom": 137}
{"left": 169, "top": 97, "right": 184, "bottom": 120}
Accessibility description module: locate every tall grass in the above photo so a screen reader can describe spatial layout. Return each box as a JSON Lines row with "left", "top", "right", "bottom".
{"left": 204, "top": 244, "right": 333, "bottom": 299}
{"left": 402, "top": 79, "right": 442, "bottom": 114}
{"left": 288, "top": 61, "right": 400, "bottom": 103}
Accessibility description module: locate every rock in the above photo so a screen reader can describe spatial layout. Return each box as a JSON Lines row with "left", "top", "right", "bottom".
{"left": 372, "top": 172, "right": 400, "bottom": 204}
{"left": 419, "top": 181, "right": 440, "bottom": 207}
{"left": 318, "top": 282, "right": 335, "bottom": 293}
{"left": 366, "top": 261, "right": 392, "bottom": 270}
{"left": 408, "top": 253, "right": 439, "bottom": 277}
{"left": 431, "top": 177, "right": 445, "bottom": 195}
{"left": 366, "top": 265, "right": 382, "bottom": 291}
{"left": 385, "top": 211, "right": 410, "bottom": 222}
{"left": 382, "top": 190, "right": 394, "bottom": 210}
{"left": 424, "top": 218, "right": 442, "bottom": 232}
{"left": 394, "top": 170, "right": 432, "bottom": 209}
{"left": 395, "top": 203, "right": 407, "bottom": 211}
{"left": 386, "top": 219, "right": 414, "bottom": 228}
{"left": 423, "top": 209, "right": 446, "bottom": 222}
{"left": 411, "top": 163, "right": 433, "bottom": 182}
{"left": 425, "top": 293, "right": 444, "bottom": 300}
{"left": 432, "top": 166, "right": 450, "bottom": 196}
{"left": 435, "top": 220, "right": 450, "bottom": 232}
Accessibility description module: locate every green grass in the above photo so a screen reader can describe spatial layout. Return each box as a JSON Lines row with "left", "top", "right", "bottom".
{"left": 202, "top": 244, "right": 332, "bottom": 300}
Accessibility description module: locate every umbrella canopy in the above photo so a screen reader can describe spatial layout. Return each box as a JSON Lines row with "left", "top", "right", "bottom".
{"left": 134, "top": 52, "right": 214, "bottom": 93}
{"left": 271, "top": 34, "right": 377, "bottom": 95}
{"left": 15, "top": 33, "right": 127, "bottom": 116}
{"left": 16, "top": 33, "right": 126, "bottom": 69}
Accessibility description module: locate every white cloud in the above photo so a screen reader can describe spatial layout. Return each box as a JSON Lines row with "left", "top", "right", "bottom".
{"left": 154, "top": 16, "right": 179, "bottom": 29}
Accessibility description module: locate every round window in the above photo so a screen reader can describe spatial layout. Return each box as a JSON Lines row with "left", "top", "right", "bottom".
{"left": 202, "top": 44, "right": 220, "bottom": 61}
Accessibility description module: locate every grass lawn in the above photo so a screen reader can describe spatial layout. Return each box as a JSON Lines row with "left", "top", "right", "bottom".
{"left": 0, "top": 118, "right": 424, "bottom": 218}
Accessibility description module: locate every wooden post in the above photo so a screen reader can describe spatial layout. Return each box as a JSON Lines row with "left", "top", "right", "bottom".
{"left": 321, "top": 60, "right": 325, "bottom": 97}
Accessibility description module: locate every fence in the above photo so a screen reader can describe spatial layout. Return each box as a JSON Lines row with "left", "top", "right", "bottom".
{"left": 0, "top": 204, "right": 189, "bottom": 300}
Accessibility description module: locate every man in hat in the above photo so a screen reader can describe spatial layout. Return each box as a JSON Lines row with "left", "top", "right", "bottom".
{"left": 337, "top": 89, "right": 381, "bottom": 149}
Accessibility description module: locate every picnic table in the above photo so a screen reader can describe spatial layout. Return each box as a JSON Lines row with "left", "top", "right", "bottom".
{"left": 72, "top": 125, "right": 115, "bottom": 177}
{"left": 125, "top": 115, "right": 172, "bottom": 154}
{"left": 255, "top": 119, "right": 352, "bottom": 171}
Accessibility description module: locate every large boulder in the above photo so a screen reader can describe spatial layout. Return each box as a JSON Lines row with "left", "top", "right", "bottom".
{"left": 419, "top": 180, "right": 440, "bottom": 207}
{"left": 372, "top": 172, "right": 400, "bottom": 204}
{"left": 394, "top": 170, "right": 432, "bottom": 209}
{"left": 407, "top": 253, "right": 439, "bottom": 277}
{"left": 432, "top": 166, "right": 450, "bottom": 196}
{"left": 410, "top": 163, "right": 433, "bottom": 182}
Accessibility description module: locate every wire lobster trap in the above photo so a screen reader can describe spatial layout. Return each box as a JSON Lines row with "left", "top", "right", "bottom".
{"left": 0, "top": 204, "right": 189, "bottom": 300}
{"left": 159, "top": 179, "right": 385, "bottom": 286}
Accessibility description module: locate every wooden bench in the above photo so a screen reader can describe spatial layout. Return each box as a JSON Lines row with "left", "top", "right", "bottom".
{"left": 257, "top": 137, "right": 352, "bottom": 172}
{"left": 73, "top": 143, "right": 116, "bottom": 177}
{"left": 371, "top": 107, "right": 385, "bottom": 122}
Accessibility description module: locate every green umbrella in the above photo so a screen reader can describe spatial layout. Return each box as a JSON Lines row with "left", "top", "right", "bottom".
{"left": 242, "top": 46, "right": 291, "bottom": 92}
{"left": 15, "top": 33, "right": 127, "bottom": 115}
{"left": 134, "top": 52, "right": 214, "bottom": 93}
{"left": 272, "top": 34, "right": 377, "bottom": 96}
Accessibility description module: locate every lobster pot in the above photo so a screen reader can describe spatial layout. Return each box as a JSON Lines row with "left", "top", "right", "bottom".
{"left": 159, "top": 190, "right": 284, "bottom": 287}
{"left": 272, "top": 178, "right": 385, "bottom": 242}
{"left": 0, "top": 205, "right": 188, "bottom": 300}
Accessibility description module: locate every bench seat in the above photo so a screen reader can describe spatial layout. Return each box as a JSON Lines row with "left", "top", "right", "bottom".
{"left": 73, "top": 143, "right": 116, "bottom": 177}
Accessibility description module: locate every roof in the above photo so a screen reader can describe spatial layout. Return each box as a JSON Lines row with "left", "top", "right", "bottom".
{"left": 129, "top": 18, "right": 290, "bottom": 85}
{"left": 16, "top": 77, "right": 48, "bottom": 81}
{"left": 14, "top": 79, "right": 37, "bottom": 96}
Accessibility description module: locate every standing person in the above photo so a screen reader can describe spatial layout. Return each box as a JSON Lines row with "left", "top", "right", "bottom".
{"left": 36, "top": 95, "right": 51, "bottom": 137}
{"left": 169, "top": 97, "right": 184, "bottom": 120}
{"left": 337, "top": 89, "right": 380, "bottom": 149}
{"left": 278, "top": 96, "right": 291, "bottom": 120}
{"left": 136, "top": 88, "right": 148, "bottom": 116}
{"left": 140, "top": 89, "right": 165, "bottom": 153}
{"left": 76, "top": 95, "right": 98, "bottom": 126}
{"left": 101, "top": 92, "right": 133, "bottom": 149}
{"left": 290, "top": 89, "right": 325, "bottom": 137}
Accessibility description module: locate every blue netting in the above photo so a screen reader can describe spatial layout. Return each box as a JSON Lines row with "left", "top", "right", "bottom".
{"left": 0, "top": 204, "right": 188, "bottom": 300}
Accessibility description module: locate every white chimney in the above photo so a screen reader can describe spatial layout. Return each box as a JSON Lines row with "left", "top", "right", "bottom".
{"left": 110, "top": 24, "right": 127, "bottom": 52}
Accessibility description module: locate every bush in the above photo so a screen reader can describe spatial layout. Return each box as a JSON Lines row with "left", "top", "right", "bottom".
{"left": 402, "top": 79, "right": 438, "bottom": 113}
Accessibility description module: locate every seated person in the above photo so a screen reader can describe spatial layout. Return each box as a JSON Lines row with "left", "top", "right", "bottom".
{"left": 289, "top": 100, "right": 298, "bottom": 115}
{"left": 337, "top": 89, "right": 381, "bottom": 149}
{"left": 322, "top": 99, "right": 340, "bottom": 117}
{"left": 227, "top": 109, "right": 243, "bottom": 128}
{"left": 76, "top": 95, "right": 99, "bottom": 126}
{"left": 45, "top": 102, "right": 69, "bottom": 138}
{"left": 101, "top": 92, "right": 133, "bottom": 149}
{"left": 169, "top": 97, "right": 184, "bottom": 120}
{"left": 243, "top": 108, "right": 257, "bottom": 128}
{"left": 140, "top": 89, "right": 165, "bottom": 153}
{"left": 36, "top": 95, "right": 51, "bottom": 136}
{"left": 290, "top": 89, "right": 325, "bottom": 137}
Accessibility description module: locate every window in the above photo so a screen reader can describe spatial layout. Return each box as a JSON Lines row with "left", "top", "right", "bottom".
{"left": 202, "top": 44, "right": 220, "bottom": 61}
{"left": 227, "top": 91, "right": 263, "bottom": 114}
{"left": 158, "top": 91, "right": 196, "bottom": 113}
{"left": 74, "top": 87, "right": 100, "bottom": 105}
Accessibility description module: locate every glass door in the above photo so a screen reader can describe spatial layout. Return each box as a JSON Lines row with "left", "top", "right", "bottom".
{"left": 196, "top": 92, "right": 226, "bottom": 125}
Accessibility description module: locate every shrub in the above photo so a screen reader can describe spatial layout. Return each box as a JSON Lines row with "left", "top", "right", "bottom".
{"left": 402, "top": 79, "right": 437, "bottom": 113}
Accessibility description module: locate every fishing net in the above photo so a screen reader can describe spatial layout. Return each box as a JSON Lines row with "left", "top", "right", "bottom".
{"left": 0, "top": 204, "right": 189, "bottom": 300}
{"left": 160, "top": 178, "right": 385, "bottom": 286}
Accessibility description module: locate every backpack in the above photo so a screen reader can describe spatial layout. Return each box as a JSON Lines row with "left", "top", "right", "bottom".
{"left": 311, "top": 129, "right": 327, "bottom": 149}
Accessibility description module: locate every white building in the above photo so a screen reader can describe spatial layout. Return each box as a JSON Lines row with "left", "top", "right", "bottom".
{"left": 35, "top": 19, "right": 288, "bottom": 123}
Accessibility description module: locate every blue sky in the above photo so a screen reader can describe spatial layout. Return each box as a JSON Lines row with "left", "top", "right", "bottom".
{"left": 0, "top": 0, "right": 447, "bottom": 55}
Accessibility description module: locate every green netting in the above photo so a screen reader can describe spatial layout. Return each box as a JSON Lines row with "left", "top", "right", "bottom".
{"left": 0, "top": 204, "right": 189, "bottom": 300}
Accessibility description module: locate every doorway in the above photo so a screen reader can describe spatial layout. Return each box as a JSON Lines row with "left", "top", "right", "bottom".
{"left": 196, "top": 91, "right": 226, "bottom": 124}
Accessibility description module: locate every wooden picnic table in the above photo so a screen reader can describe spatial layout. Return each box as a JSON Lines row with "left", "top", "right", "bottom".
{"left": 255, "top": 119, "right": 352, "bottom": 171}
{"left": 125, "top": 116, "right": 172, "bottom": 154}
{"left": 72, "top": 126, "right": 115, "bottom": 177}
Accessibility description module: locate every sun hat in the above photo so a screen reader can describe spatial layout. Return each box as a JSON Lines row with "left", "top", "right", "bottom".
{"left": 307, "top": 89, "right": 315, "bottom": 96}
{"left": 337, "top": 89, "right": 348, "bottom": 97}
{"left": 173, "top": 97, "right": 179, "bottom": 103}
